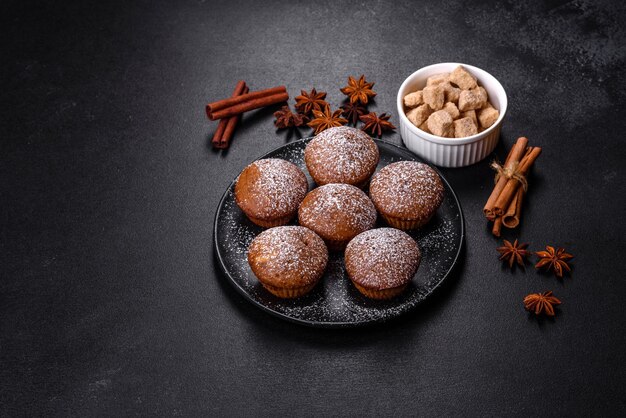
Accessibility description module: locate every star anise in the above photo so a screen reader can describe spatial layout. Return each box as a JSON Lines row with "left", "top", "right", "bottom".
{"left": 496, "top": 239, "right": 529, "bottom": 268}
{"left": 359, "top": 112, "right": 396, "bottom": 138}
{"left": 307, "top": 105, "right": 348, "bottom": 134}
{"left": 294, "top": 88, "right": 328, "bottom": 115}
{"left": 341, "top": 102, "right": 367, "bottom": 126}
{"left": 274, "top": 105, "right": 308, "bottom": 129}
{"left": 340, "top": 75, "right": 377, "bottom": 104}
{"left": 535, "top": 245, "right": 574, "bottom": 278}
{"left": 523, "top": 291, "right": 561, "bottom": 316}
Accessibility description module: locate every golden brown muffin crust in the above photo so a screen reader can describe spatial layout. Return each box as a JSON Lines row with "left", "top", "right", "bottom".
{"left": 304, "top": 126, "right": 379, "bottom": 186}
{"left": 247, "top": 226, "right": 328, "bottom": 289}
{"left": 235, "top": 158, "right": 308, "bottom": 221}
{"left": 369, "top": 161, "right": 444, "bottom": 221}
{"left": 298, "top": 184, "right": 377, "bottom": 243}
{"left": 345, "top": 228, "right": 421, "bottom": 290}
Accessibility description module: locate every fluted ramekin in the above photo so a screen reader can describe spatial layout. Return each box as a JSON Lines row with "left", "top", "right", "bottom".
{"left": 397, "top": 63, "right": 507, "bottom": 167}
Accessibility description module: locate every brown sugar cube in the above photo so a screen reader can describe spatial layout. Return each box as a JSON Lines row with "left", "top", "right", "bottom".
{"left": 403, "top": 91, "right": 423, "bottom": 108}
{"left": 473, "top": 86, "right": 488, "bottom": 106}
{"left": 423, "top": 84, "right": 445, "bottom": 110}
{"left": 453, "top": 117, "right": 478, "bottom": 138}
{"left": 478, "top": 105, "right": 500, "bottom": 129}
{"left": 458, "top": 89, "right": 486, "bottom": 111}
{"left": 426, "top": 110, "right": 454, "bottom": 137}
{"left": 406, "top": 103, "right": 432, "bottom": 127}
{"left": 418, "top": 120, "right": 431, "bottom": 134}
{"left": 443, "top": 102, "right": 460, "bottom": 119}
{"left": 443, "top": 83, "right": 461, "bottom": 103}
{"left": 426, "top": 73, "right": 450, "bottom": 86}
{"left": 449, "top": 65, "right": 477, "bottom": 90}
{"left": 461, "top": 110, "right": 477, "bottom": 125}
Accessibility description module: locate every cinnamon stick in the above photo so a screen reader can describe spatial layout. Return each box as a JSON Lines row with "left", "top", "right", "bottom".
{"left": 214, "top": 86, "right": 249, "bottom": 149}
{"left": 483, "top": 137, "right": 529, "bottom": 220}
{"left": 492, "top": 216, "right": 503, "bottom": 237}
{"left": 206, "top": 86, "right": 288, "bottom": 120}
{"left": 493, "top": 146, "right": 542, "bottom": 216}
{"left": 211, "top": 81, "right": 246, "bottom": 148}
{"left": 209, "top": 92, "right": 288, "bottom": 120}
{"left": 207, "top": 86, "right": 285, "bottom": 113}
{"left": 502, "top": 188, "right": 524, "bottom": 229}
{"left": 212, "top": 119, "right": 228, "bottom": 144}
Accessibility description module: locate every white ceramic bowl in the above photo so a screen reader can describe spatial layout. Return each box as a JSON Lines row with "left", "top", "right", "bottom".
{"left": 397, "top": 62, "right": 507, "bottom": 167}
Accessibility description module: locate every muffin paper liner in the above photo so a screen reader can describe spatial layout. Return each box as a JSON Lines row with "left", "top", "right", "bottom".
{"left": 324, "top": 237, "right": 351, "bottom": 252}
{"left": 260, "top": 282, "right": 318, "bottom": 298}
{"left": 379, "top": 214, "right": 426, "bottom": 230}
{"left": 352, "top": 282, "right": 408, "bottom": 300}
{"left": 246, "top": 214, "right": 293, "bottom": 228}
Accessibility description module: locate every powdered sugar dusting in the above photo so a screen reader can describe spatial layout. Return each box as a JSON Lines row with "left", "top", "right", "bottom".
{"left": 305, "top": 126, "right": 379, "bottom": 184}
{"left": 345, "top": 228, "right": 421, "bottom": 289}
{"left": 221, "top": 195, "right": 257, "bottom": 256}
{"left": 370, "top": 161, "right": 444, "bottom": 219}
{"left": 235, "top": 158, "right": 307, "bottom": 219}
{"left": 248, "top": 226, "right": 328, "bottom": 287}
{"left": 298, "top": 183, "right": 377, "bottom": 239}
{"left": 214, "top": 139, "right": 463, "bottom": 326}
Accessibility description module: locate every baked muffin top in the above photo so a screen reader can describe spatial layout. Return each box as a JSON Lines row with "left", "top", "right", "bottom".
{"left": 369, "top": 161, "right": 444, "bottom": 220}
{"left": 235, "top": 158, "right": 308, "bottom": 221}
{"left": 304, "top": 126, "right": 379, "bottom": 186}
{"left": 298, "top": 183, "right": 377, "bottom": 242}
{"left": 247, "top": 226, "right": 328, "bottom": 288}
{"left": 345, "top": 228, "right": 421, "bottom": 290}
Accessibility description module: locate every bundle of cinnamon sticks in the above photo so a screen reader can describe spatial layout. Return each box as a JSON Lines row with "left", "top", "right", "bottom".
{"left": 207, "top": 82, "right": 289, "bottom": 149}
{"left": 483, "top": 137, "right": 541, "bottom": 236}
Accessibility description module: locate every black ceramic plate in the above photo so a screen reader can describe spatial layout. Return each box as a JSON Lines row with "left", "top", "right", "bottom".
{"left": 213, "top": 138, "right": 464, "bottom": 327}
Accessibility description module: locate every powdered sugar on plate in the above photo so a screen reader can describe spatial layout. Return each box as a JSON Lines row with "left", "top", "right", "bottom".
{"left": 214, "top": 138, "right": 464, "bottom": 327}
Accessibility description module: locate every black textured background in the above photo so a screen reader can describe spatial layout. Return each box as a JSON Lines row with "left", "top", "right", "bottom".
{"left": 2, "top": 0, "right": 625, "bottom": 416}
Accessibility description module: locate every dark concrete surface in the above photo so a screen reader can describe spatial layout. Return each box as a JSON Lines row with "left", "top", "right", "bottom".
{"left": 2, "top": 0, "right": 625, "bottom": 416}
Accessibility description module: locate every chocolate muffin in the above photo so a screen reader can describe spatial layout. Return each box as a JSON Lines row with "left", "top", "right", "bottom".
{"left": 369, "top": 161, "right": 444, "bottom": 230}
{"left": 345, "top": 228, "right": 421, "bottom": 300}
{"left": 298, "top": 183, "right": 377, "bottom": 251}
{"left": 235, "top": 158, "right": 308, "bottom": 228}
{"left": 304, "top": 126, "right": 379, "bottom": 187}
{"left": 247, "top": 226, "right": 328, "bottom": 298}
